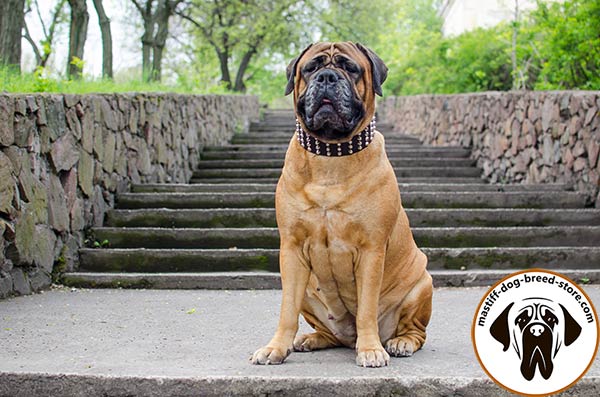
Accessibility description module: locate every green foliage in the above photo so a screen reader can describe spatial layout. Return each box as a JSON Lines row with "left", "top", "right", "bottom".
{"left": 528, "top": 0, "right": 600, "bottom": 90}
{"left": 382, "top": 0, "right": 599, "bottom": 95}
{"left": 33, "top": 67, "right": 59, "bottom": 92}
{"left": 8, "top": 0, "right": 600, "bottom": 99}
{"left": 180, "top": 0, "right": 311, "bottom": 94}
{"left": 69, "top": 56, "right": 85, "bottom": 74}
{"left": 0, "top": 65, "right": 208, "bottom": 94}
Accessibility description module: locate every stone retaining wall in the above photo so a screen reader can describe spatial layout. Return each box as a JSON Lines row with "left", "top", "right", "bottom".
{"left": 0, "top": 93, "right": 259, "bottom": 298}
{"left": 379, "top": 91, "right": 600, "bottom": 204}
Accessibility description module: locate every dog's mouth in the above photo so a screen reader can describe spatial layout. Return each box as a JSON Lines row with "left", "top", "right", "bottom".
{"left": 319, "top": 97, "right": 333, "bottom": 107}
{"left": 297, "top": 78, "right": 365, "bottom": 142}
{"left": 314, "top": 97, "right": 339, "bottom": 122}
{"left": 520, "top": 323, "right": 554, "bottom": 380}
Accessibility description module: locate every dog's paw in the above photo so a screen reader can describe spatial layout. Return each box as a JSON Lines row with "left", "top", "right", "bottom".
{"left": 293, "top": 332, "right": 336, "bottom": 352}
{"left": 293, "top": 333, "right": 317, "bottom": 352}
{"left": 355, "top": 347, "right": 390, "bottom": 367}
{"left": 250, "top": 345, "right": 291, "bottom": 365}
{"left": 385, "top": 336, "right": 420, "bottom": 357}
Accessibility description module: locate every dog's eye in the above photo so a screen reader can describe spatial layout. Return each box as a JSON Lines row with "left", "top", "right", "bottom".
{"left": 303, "top": 60, "right": 320, "bottom": 74}
{"left": 304, "top": 64, "right": 316, "bottom": 74}
{"left": 344, "top": 62, "right": 360, "bottom": 74}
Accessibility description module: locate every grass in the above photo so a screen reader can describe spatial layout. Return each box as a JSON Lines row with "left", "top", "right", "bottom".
{"left": 0, "top": 65, "right": 290, "bottom": 107}
{"left": 0, "top": 66, "right": 208, "bottom": 95}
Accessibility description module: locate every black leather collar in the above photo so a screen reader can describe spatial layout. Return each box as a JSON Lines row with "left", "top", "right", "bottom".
{"left": 295, "top": 117, "right": 376, "bottom": 157}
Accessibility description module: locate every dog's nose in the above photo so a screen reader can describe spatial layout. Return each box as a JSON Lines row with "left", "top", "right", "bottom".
{"left": 316, "top": 69, "right": 339, "bottom": 84}
{"left": 530, "top": 324, "right": 544, "bottom": 337}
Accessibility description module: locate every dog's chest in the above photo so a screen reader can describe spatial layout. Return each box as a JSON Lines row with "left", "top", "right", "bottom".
{"left": 303, "top": 206, "right": 361, "bottom": 312}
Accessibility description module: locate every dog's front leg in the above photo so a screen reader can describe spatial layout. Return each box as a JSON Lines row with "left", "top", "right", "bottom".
{"left": 355, "top": 249, "right": 390, "bottom": 367}
{"left": 251, "top": 243, "right": 310, "bottom": 365}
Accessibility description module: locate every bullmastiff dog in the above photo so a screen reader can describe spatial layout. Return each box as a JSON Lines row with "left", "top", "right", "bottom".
{"left": 251, "top": 42, "right": 433, "bottom": 367}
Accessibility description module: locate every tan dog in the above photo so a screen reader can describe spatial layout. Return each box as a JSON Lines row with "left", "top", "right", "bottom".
{"left": 251, "top": 42, "right": 432, "bottom": 367}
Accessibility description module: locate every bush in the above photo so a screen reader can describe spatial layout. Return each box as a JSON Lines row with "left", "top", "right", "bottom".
{"left": 385, "top": 0, "right": 600, "bottom": 95}
{"left": 529, "top": 0, "right": 600, "bottom": 90}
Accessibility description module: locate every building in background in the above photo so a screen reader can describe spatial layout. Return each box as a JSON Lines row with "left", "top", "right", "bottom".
{"left": 439, "top": 0, "right": 538, "bottom": 36}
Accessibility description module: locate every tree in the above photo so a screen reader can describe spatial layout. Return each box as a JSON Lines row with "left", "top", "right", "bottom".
{"left": 317, "top": 0, "right": 400, "bottom": 45}
{"left": 178, "top": 0, "right": 307, "bottom": 92}
{"left": 131, "top": 0, "right": 184, "bottom": 81}
{"left": 22, "top": 0, "right": 68, "bottom": 69}
{"left": 67, "top": 0, "right": 89, "bottom": 79}
{"left": 0, "top": 0, "right": 26, "bottom": 71}
{"left": 528, "top": 0, "right": 600, "bottom": 90}
{"left": 92, "top": 0, "right": 113, "bottom": 78}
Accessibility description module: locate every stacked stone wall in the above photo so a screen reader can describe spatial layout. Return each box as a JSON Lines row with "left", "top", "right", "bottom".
{"left": 379, "top": 91, "right": 600, "bottom": 204}
{"left": 0, "top": 93, "right": 259, "bottom": 298}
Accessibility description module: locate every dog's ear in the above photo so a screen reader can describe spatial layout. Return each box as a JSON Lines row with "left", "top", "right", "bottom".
{"left": 355, "top": 43, "right": 388, "bottom": 97}
{"left": 285, "top": 43, "right": 313, "bottom": 96}
{"left": 560, "top": 304, "right": 582, "bottom": 346}
{"left": 490, "top": 302, "right": 514, "bottom": 351}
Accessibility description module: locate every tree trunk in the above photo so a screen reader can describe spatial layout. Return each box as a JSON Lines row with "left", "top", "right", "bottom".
{"left": 22, "top": 22, "right": 42, "bottom": 66}
{"left": 511, "top": 0, "right": 519, "bottom": 89}
{"left": 141, "top": 26, "right": 154, "bottom": 80}
{"left": 233, "top": 48, "right": 258, "bottom": 92}
{"left": 151, "top": 0, "right": 170, "bottom": 82}
{"left": 0, "top": 0, "right": 25, "bottom": 71}
{"left": 92, "top": 0, "right": 113, "bottom": 78}
{"left": 67, "top": 0, "right": 89, "bottom": 79}
{"left": 23, "top": 0, "right": 67, "bottom": 69}
{"left": 216, "top": 49, "right": 232, "bottom": 90}
{"left": 139, "top": 0, "right": 155, "bottom": 81}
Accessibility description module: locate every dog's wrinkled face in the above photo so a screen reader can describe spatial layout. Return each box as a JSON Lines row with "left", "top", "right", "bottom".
{"left": 285, "top": 42, "right": 388, "bottom": 142}
{"left": 490, "top": 298, "right": 582, "bottom": 381}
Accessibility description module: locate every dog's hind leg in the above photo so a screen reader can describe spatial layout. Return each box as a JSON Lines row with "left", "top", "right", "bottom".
{"left": 294, "top": 330, "right": 340, "bottom": 352}
{"left": 385, "top": 272, "right": 433, "bottom": 357}
{"left": 293, "top": 300, "right": 344, "bottom": 352}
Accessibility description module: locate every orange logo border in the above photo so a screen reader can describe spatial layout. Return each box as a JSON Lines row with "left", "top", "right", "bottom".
{"left": 471, "top": 268, "right": 600, "bottom": 397}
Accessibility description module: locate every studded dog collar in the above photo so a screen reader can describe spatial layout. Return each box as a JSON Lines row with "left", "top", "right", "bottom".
{"left": 295, "top": 117, "right": 376, "bottom": 157}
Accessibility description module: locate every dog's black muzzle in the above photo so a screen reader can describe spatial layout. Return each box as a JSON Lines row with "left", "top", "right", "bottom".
{"left": 297, "top": 69, "right": 365, "bottom": 141}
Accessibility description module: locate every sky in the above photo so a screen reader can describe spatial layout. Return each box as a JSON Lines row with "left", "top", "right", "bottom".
{"left": 22, "top": 0, "right": 141, "bottom": 78}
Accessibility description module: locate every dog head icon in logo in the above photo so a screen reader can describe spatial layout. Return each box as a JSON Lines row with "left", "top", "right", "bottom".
{"left": 490, "top": 297, "right": 582, "bottom": 381}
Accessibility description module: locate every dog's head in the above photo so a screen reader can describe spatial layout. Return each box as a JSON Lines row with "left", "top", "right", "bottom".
{"left": 490, "top": 298, "right": 582, "bottom": 381}
{"left": 285, "top": 42, "right": 388, "bottom": 143}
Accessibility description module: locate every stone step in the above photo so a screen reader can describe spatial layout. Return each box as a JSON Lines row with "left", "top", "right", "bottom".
{"left": 250, "top": 120, "right": 395, "bottom": 127}
{"left": 247, "top": 125, "right": 398, "bottom": 133}
{"left": 189, "top": 177, "right": 487, "bottom": 184}
{"left": 91, "top": 226, "right": 600, "bottom": 249}
{"left": 106, "top": 208, "right": 600, "bottom": 228}
{"left": 201, "top": 148, "right": 472, "bottom": 159}
{"left": 62, "top": 269, "right": 600, "bottom": 290}
{"left": 196, "top": 157, "right": 476, "bottom": 169}
{"left": 131, "top": 182, "right": 568, "bottom": 193}
{"left": 261, "top": 114, "right": 295, "bottom": 120}
{"left": 192, "top": 166, "right": 483, "bottom": 179}
{"left": 3, "top": 287, "right": 599, "bottom": 397}
{"left": 203, "top": 143, "right": 466, "bottom": 152}
{"left": 115, "top": 191, "right": 586, "bottom": 209}
{"left": 250, "top": 118, "right": 394, "bottom": 126}
{"left": 78, "top": 246, "right": 600, "bottom": 272}
{"left": 231, "top": 135, "right": 420, "bottom": 144}
{"left": 247, "top": 129, "right": 398, "bottom": 136}
{"left": 262, "top": 114, "right": 295, "bottom": 119}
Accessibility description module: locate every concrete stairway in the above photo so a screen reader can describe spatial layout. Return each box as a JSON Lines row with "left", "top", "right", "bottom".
{"left": 63, "top": 109, "right": 600, "bottom": 289}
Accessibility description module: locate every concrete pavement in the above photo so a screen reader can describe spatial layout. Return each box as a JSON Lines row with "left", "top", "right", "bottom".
{"left": 1, "top": 286, "right": 599, "bottom": 396}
